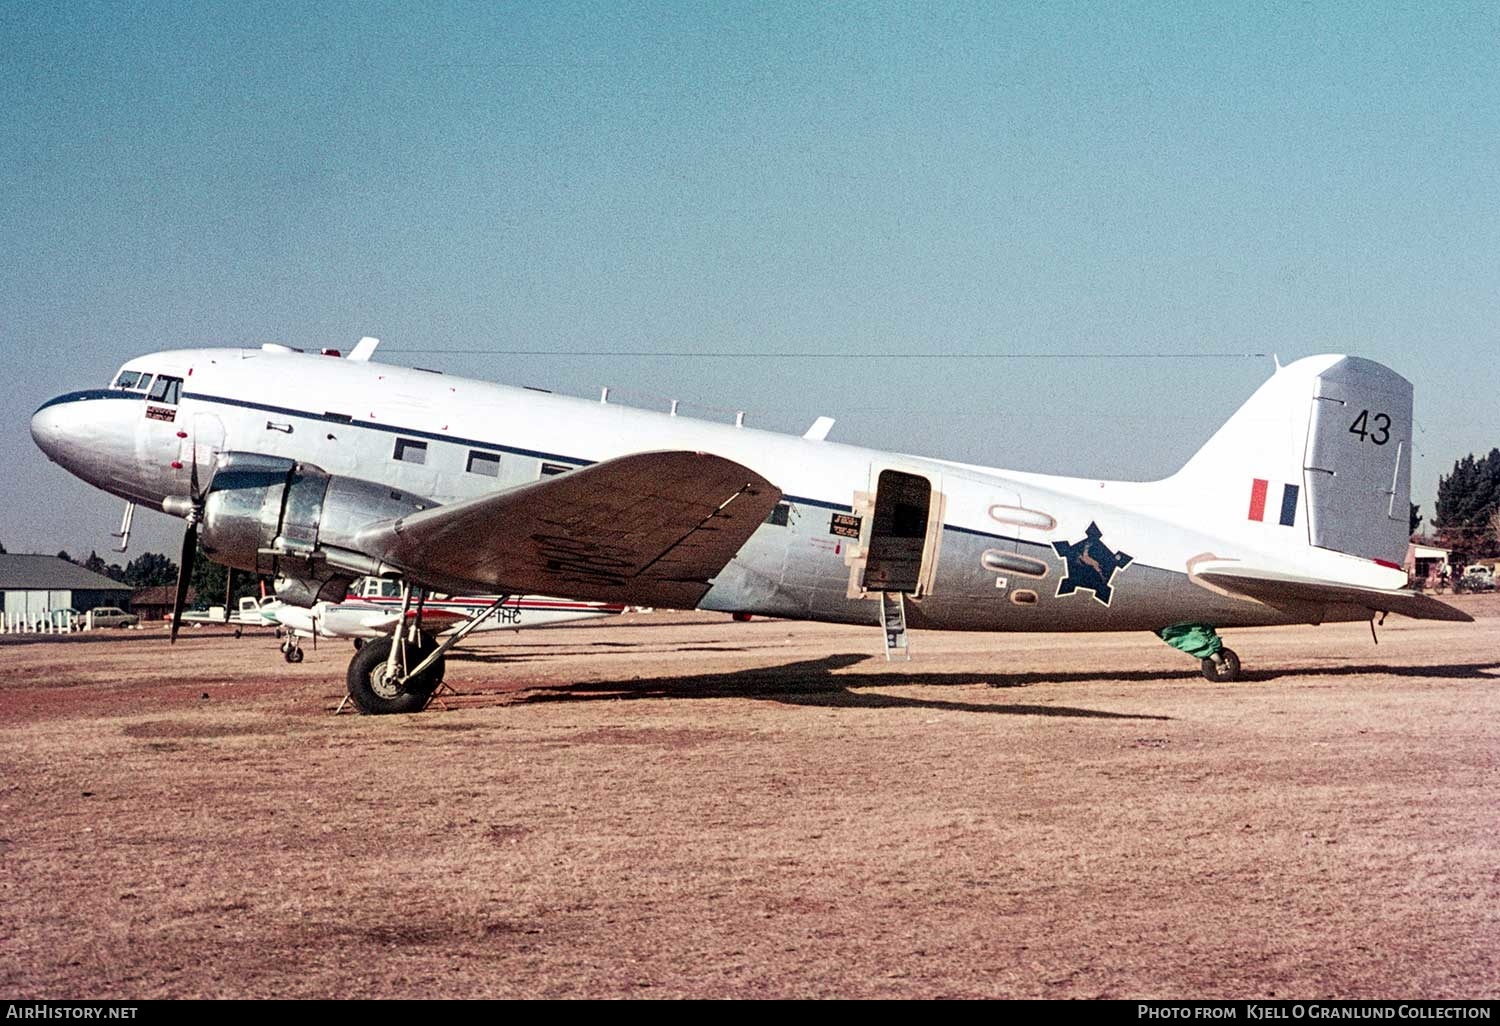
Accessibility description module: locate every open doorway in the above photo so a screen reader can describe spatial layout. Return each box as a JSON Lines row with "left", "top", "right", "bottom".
{"left": 864, "top": 469, "right": 933, "bottom": 593}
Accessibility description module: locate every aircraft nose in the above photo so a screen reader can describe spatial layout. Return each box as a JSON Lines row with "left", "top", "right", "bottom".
{"left": 30, "top": 397, "right": 76, "bottom": 464}
{"left": 31, "top": 391, "right": 136, "bottom": 487}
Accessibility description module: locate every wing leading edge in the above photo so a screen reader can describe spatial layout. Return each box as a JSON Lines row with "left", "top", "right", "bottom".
{"left": 1195, "top": 563, "right": 1473, "bottom": 623}
{"left": 355, "top": 450, "right": 782, "bottom": 609}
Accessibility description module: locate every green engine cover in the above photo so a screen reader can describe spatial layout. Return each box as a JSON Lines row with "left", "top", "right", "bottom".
{"left": 1156, "top": 622, "right": 1224, "bottom": 659}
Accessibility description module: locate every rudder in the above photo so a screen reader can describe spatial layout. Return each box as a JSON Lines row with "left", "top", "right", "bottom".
{"left": 1302, "top": 356, "right": 1412, "bottom": 565}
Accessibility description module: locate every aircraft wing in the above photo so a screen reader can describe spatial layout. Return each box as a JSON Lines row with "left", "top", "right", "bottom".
{"left": 355, "top": 450, "right": 781, "bottom": 609}
{"left": 1195, "top": 564, "right": 1473, "bottom": 622}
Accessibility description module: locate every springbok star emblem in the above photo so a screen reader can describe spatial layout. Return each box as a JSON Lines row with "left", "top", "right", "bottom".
{"left": 1052, "top": 521, "right": 1133, "bottom": 606}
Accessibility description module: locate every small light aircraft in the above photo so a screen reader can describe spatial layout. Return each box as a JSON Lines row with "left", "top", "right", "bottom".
{"left": 31, "top": 339, "right": 1468, "bottom": 713}
{"left": 180, "top": 594, "right": 282, "bottom": 634}
{"left": 267, "top": 576, "right": 626, "bottom": 662}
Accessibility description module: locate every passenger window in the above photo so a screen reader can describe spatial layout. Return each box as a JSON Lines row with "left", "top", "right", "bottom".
{"left": 394, "top": 438, "right": 427, "bottom": 465}
{"left": 540, "top": 462, "right": 570, "bottom": 478}
{"left": 466, "top": 451, "right": 501, "bottom": 477}
{"left": 114, "top": 371, "right": 140, "bottom": 390}
{"left": 767, "top": 502, "right": 791, "bottom": 527}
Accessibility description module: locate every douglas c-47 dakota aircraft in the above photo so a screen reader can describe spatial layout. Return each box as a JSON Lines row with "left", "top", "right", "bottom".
{"left": 32, "top": 338, "right": 1469, "bottom": 713}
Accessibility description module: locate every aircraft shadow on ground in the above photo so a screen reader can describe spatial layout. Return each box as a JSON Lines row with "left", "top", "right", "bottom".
{"left": 1239, "top": 661, "right": 1500, "bottom": 683}
{"left": 439, "top": 653, "right": 1500, "bottom": 718}
{"left": 452, "top": 652, "right": 1176, "bottom": 720}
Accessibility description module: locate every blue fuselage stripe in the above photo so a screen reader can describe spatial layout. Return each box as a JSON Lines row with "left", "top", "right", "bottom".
{"left": 42, "top": 387, "right": 1028, "bottom": 549}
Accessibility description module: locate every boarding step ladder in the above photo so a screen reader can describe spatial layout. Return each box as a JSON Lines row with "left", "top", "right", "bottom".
{"left": 880, "top": 591, "right": 909, "bottom": 662}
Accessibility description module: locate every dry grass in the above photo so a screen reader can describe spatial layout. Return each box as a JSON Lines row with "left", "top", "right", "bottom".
{"left": 1, "top": 598, "right": 1497, "bottom": 998}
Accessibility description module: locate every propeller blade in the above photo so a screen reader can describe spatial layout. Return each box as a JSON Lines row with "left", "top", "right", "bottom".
{"left": 170, "top": 520, "right": 197, "bottom": 644}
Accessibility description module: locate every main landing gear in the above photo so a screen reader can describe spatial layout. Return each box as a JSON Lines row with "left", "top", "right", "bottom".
{"left": 281, "top": 637, "right": 304, "bottom": 663}
{"left": 347, "top": 634, "right": 444, "bottom": 714}
{"left": 342, "top": 582, "right": 512, "bottom": 714}
{"left": 1157, "top": 623, "right": 1242, "bottom": 682}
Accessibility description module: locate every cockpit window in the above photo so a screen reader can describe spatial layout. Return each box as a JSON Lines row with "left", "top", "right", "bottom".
{"left": 134, "top": 374, "right": 153, "bottom": 393}
{"left": 147, "top": 375, "right": 183, "bottom": 405}
{"left": 113, "top": 370, "right": 141, "bottom": 390}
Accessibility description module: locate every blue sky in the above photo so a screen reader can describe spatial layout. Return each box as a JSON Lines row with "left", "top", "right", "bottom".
{"left": 4, "top": 2, "right": 1497, "bottom": 558}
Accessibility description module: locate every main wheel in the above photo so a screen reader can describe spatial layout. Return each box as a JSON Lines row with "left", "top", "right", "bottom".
{"left": 346, "top": 635, "right": 446, "bottom": 715}
{"left": 284, "top": 646, "right": 304, "bottom": 664}
{"left": 1200, "top": 647, "right": 1242, "bottom": 682}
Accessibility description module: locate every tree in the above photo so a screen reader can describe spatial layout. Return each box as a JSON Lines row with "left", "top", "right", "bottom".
{"left": 189, "top": 539, "right": 269, "bottom": 606}
{"left": 0, "top": 540, "right": 6, "bottom": 554}
{"left": 1409, "top": 503, "right": 1422, "bottom": 537}
{"left": 81, "top": 550, "right": 126, "bottom": 582}
{"left": 56, "top": 549, "right": 73, "bottom": 564}
{"left": 1434, "top": 448, "right": 1500, "bottom": 559}
{"left": 190, "top": 540, "right": 228, "bottom": 605}
{"left": 122, "top": 551, "right": 179, "bottom": 588}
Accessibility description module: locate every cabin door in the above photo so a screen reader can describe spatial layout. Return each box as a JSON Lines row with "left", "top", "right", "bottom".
{"left": 863, "top": 469, "right": 938, "bottom": 594}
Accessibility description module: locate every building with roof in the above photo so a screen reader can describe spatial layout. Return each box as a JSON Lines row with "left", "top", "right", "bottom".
{"left": 0, "top": 554, "right": 134, "bottom": 626}
{"left": 131, "top": 584, "right": 195, "bottom": 623}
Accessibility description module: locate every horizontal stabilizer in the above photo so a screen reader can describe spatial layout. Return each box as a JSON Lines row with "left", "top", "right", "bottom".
{"left": 356, "top": 450, "right": 781, "bottom": 609}
{"left": 1196, "top": 564, "right": 1472, "bottom": 622}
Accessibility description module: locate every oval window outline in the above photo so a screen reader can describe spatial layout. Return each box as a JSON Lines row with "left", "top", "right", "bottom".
{"left": 988, "top": 504, "right": 1057, "bottom": 531}
{"left": 981, "top": 550, "right": 1049, "bottom": 578}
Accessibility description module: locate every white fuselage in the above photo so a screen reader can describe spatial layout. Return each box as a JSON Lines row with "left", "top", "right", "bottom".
{"left": 32, "top": 346, "right": 1392, "bottom": 633}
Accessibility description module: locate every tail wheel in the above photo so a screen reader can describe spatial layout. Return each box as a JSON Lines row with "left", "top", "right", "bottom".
{"left": 1200, "top": 647, "right": 1242, "bottom": 682}
{"left": 346, "top": 634, "right": 445, "bottom": 715}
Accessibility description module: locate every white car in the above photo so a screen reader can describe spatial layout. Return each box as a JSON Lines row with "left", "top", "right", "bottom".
{"left": 87, "top": 607, "right": 139, "bottom": 628}
{"left": 1459, "top": 567, "right": 1495, "bottom": 593}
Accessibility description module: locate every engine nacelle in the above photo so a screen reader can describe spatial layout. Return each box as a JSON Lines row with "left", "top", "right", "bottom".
{"left": 200, "top": 451, "right": 434, "bottom": 600}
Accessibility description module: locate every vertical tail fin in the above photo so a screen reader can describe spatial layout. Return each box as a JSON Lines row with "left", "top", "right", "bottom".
{"left": 1168, "top": 355, "right": 1412, "bottom": 566}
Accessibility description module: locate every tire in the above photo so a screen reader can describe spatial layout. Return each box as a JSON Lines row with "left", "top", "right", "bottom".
{"left": 1200, "top": 647, "right": 1242, "bottom": 682}
{"left": 284, "top": 646, "right": 304, "bottom": 664}
{"left": 345, "top": 635, "right": 445, "bottom": 715}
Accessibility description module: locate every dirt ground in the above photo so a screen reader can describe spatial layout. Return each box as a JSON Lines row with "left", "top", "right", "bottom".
{"left": 1, "top": 597, "right": 1497, "bottom": 999}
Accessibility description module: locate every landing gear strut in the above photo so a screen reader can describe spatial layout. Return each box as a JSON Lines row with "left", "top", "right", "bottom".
{"left": 342, "top": 582, "right": 511, "bottom": 714}
{"left": 1157, "top": 623, "right": 1241, "bottom": 682}
{"left": 281, "top": 637, "right": 304, "bottom": 664}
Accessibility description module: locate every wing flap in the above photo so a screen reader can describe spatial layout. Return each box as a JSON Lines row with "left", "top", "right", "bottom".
{"left": 357, "top": 450, "right": 781, "bottom": 608}
{"left": 1197, "top": 564, "right": 1473, "bottom": 622}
